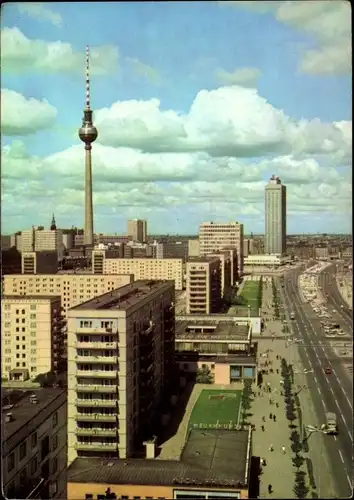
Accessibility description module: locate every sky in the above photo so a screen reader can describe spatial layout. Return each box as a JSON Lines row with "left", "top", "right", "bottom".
{"left": 1, "top": 1, "right": 352, "bottom": 235}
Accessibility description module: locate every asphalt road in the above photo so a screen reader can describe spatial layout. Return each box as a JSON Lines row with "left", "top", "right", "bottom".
{"left": 318, "top": 264, "right": 352, "bottom": 332}
{"left": 280, "top": 269, "right": 353, "bottom": 497}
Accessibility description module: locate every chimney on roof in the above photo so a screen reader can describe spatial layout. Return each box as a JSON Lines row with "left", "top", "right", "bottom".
{"left": 5, "top": 412, "right": 13, "bottom": 423}
{"left": 143, "top": 436, "right": 157, "bottom": 459}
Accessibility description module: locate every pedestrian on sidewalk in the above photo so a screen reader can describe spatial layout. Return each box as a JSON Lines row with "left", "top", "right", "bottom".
{"left": 269, "top": 413, "right": 272, "bottom": 419}
{"left": 273, "top": 415, "right": 276, "bottom": 422}
{"left": 282, "top": 445, "right": 286, "bottom": 454}
{"left": 262, "top": 416, "right": 266, "bottom": 422}
{"left": 269, "top": 444, "right": 274, "bottom": 451}
{"left": 276, "top": 402, "right": 279, "bottom": 408}
{"left": 261, "top": 425, "right": 265, "bottom": 432}
{"left": 268, "top": 484, "right": 272, "bottom": 494}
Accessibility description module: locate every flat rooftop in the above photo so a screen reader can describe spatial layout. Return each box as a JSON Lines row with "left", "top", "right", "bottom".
{"left": 3, "top": 295, "right": 60, "bottom": 302}
{"left": 2, "top": 388, "right": 66, "bottom": 456}
{"left": 68, "top": 429, "right": 250, "bottom": 488}
{"left": 176, "top": 320, "right": 249, "bottom": 340}
{"left": 187, "top": 257, "right": 219, "bottom": 263}
{"left": 70, "top": 280, "right": 174, "bottom": 311}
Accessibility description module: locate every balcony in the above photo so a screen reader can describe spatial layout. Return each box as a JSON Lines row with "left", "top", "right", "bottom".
{"left": 75, "top": 442, "right": 118, "bottom": 451}
{"left": 76, "top": 384, "right": 118, "bottom": 393}
{"left": 76, "top": 327, "right": 117, "bottom": 335}
{"left": 75, "top": 341, "right": 118, "bottom": 349}
{"left": 77, "top": 370, "right": 118, "bottom": 378}
{"left": 76, "top": 427, "right": 118, "bottom": 436}
{"left": 76, "top": 355, "right": 118, "bottom": 363}
{"left": 76, "top": 399, "right": 118, "bottom": 407}
{"left": 76, "top": 413, "right": 117, "bottom": 422}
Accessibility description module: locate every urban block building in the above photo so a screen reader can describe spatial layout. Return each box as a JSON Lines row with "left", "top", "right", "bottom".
{"left": 92, "top": 252, "right": 184, "bottom": 290}
{"left": 1, "top": 295, "right": 65, "bottom": 380}
{"left": 2, "top": 388, "right": 67, "bottom": 499}
{"left": 264, "top": 175, "right": 287, "bottom": 256}
{"left": 186, "top": 258, "right": 222, "bottom": 315}
{"left": 3, "top": 273, "right": 134, "bottom": 317}
{"left": 207, "top": 251, "right": 232, "bottom": 297}
{"left": 127, "top": 219, "right": 147, "bottom": 243}
{"left": 21, "top": 251, "right": 58, "bottom": 274}
{"left": 199, "top": 222, "right": 244, "bottom": 277}
{"left": 67, "top": 280, "right": 175, "bottom": 465}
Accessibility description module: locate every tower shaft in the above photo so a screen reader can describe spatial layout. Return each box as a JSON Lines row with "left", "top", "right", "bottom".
{"left": 84, "top": 146, "right": 94, "bottom": 246}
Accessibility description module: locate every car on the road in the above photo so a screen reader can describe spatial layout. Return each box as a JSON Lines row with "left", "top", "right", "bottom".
{"left": 324, "top": 366, "right": 332, "bottom": 375}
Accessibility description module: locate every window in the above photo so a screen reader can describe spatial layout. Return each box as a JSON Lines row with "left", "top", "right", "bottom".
{"left": 31, "top": 432, "right": 37, "bottom": 448}
{"left": 19, "top": 468, "right": 27, "bottom": 484}
{"left": 53, "top": 412, "right": 58, "bottom": 427}
{"left": 7, "top": 452, "right": 15, "bottom": 472}
{"left": 52, "top": 457, "right": 58, "bottom": 474}
{"left": 49, "top": 481, "right": 58, "bottom": 497}
{"left": 19, "top": 441, "right": 27, "bottom": 461}
{"left": 30, "top": 304, "right": 37, "bottom": 310}
{"left": 30, "top": 456, "right": 38, "bottom": 474}
{"left": 52, "top": 434, "right": 58, "bottom": 450}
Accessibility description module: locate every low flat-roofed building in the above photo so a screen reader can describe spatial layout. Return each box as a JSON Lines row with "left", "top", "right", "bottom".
{"left": 175, "top": 319, "right": 257, "bottom": 384}
{"left": 186, "top": 257, "right": 222, "bottom": 314}
{"left": 176, "top": 313, "right": 262, "bottom": 335}
{"left": 2, "top": 295, "right": 65, "bottom": 381}
{"left": 244, "top": 254, "right": 290, "bottom": 267}
{"left": 2, "top": 388, "right": 67, "bottom": 499}
{"left": 67, "top": 280, "right": 175, "bottom": 464}
{"left": 67, "top": 427, "right": 252, "bottom": 499}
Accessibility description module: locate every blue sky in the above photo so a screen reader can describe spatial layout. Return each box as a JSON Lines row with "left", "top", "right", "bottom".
{"left": 1, "top": 1, "right": 352, "bottom": 235}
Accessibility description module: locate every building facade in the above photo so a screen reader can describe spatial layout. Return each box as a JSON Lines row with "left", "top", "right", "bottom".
{"left": 186, "top": 258, "right": 222, "bottom": 315}
{"left": 127, "top": 219, "right": 147, "bottom": 243}
{"left": 207, "top": 251, "right": 232, "bottom": 297}
{"left": 21, "top": 251, "right": 58, "bottom": 274}
{"left": 3, "top": 274, "right": 134, "bottom": 317}
{"left": 92, "top": 252, "right": 184, "bottom": 290}
{"left": 188, "top": 239, "right": 200, "bottom": 258}
{"left": 264, "top": 175, "right": 287, "bottom": 256}
{"left": 2, "top": 388, "right": 67, "bottom": 499}
{"left": 67, "top": 280, "right": 175, "bottom": 464}
{"left": 199, "top": 222, "right": 244, "bottom": 277}
{"left": 2, "top": 295, "right": 65, "bottom": 380}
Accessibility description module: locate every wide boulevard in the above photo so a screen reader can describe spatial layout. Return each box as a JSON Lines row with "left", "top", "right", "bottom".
{"left": 280, "top": 267, "right": 353, "bottom": 497}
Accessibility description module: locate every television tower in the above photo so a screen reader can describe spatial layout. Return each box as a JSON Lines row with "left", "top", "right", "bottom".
{"left": 78, "top": 45, "right": 98, "bottom": 247}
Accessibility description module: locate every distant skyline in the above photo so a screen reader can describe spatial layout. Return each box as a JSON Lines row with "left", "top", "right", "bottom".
{"left": 1, "top": 1, "right": 352, "bottom": 234}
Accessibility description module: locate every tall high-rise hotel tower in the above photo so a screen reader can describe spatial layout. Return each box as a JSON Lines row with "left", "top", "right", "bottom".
{"left": 78, "top": 46, "right": 98, "bottom": 247}
{"left": 264, "top": 175, "right": 287, "bottom": 256}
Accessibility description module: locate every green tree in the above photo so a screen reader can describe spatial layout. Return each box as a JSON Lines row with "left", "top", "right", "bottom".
{"left": 196, "top": 367, "right": 213, "bottom": 384}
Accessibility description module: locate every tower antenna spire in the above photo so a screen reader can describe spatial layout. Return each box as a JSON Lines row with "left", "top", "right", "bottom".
{"left": 85, "top": 45, "right": 91, "bottom": 110}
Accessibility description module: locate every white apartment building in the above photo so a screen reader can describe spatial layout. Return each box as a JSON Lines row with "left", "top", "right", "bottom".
{"left": 2, "top": 295, "right": 65, "bottom": 380}
{"left": 264, "top": 175, "right": 287, "bottom": 256}
{"left": 3, "top": 274, "right": 134, "bottom": 317}
{"left": 19, "top": 228, "right": 64, "bottom": 260}
{"left": 67, "top": 280, "right": 175, "bottom": 464}
{"left": 127, "top": 219, "right": 147, "bottom": 243}
{"left": 92, "top": 252, "right": 184, "bottom": 290}
{"left": 20, "top": 229, "right": 36, "bottom": 252}
{"left": 199, "top": 221, "right": 244, "bottom": 277}
{"left": 186, "top": 257, "right": 222, "bottom": 315}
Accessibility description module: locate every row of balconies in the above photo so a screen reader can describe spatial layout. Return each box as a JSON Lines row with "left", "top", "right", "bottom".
{"left": 75, "top": 442, "right": 118, "bottom": 451}
{"left": 75, "top": 341, "right": 119, "bottom": 349}
{"left": 76, "top": 370, "right": 119, "bottom": 378}
{"left": 76, "top": 413, "right": 117, "bottom": 422}
{"left": 75, "top": 384, "right": 118, "bottom": 392}
{"left": 75, "top": 355, "right": 118, "bottom": 363}
{"left": 76, "top": 398, "right": 118, "bottom": 407}
{"left": 76, "top": 427, "right": 118, "bottom": 436}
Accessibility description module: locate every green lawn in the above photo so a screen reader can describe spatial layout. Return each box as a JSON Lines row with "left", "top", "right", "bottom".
{"left": 240, "top": 281, "right": 261, "bottom": 313}
{"left": 188, "top": 389, "right": 243, "bottom": 430}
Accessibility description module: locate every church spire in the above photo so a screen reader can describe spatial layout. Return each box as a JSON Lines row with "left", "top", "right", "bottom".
{"left": 50, "top": 213, "right": 57, "bottom": 230}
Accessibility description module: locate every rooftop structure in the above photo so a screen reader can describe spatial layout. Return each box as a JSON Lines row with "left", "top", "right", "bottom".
{"left": 175, "top": 319, "right": 250, "bottom": 341}
{"left": 67, "top": 428, "right": 252, "bottom": 499}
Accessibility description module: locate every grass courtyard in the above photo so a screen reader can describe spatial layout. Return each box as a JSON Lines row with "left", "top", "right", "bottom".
{"left": 239, "top": 280, "right": 261, "bottom": 313}
{"left": 188, "top": 389, "right": 243, "bottom": 430}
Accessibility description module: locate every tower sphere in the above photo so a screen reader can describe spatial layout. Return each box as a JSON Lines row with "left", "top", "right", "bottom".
{"left": 79, "top": 123, "right": 98, "bottom": 144}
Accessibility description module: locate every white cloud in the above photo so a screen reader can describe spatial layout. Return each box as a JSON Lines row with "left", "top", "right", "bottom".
{"left": 215, "top": 67, "right": 261, "bottom": 87}
{"left": 1, "top": 89, "right": 57, "bottom": 136}
{"left": 17, "top": 3, "right": 62, "bottom": 27}
{"left": 94, "top": 85, "right": 351, "bottom": 162}
{"left": 1, "top": 27, "right": 119, "bottom": 75}
{"left": 222, "top": 1, "right": 351, "bottom": 75}
{"left": 126, "top": 57, "right": 161, "bottom": 85}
